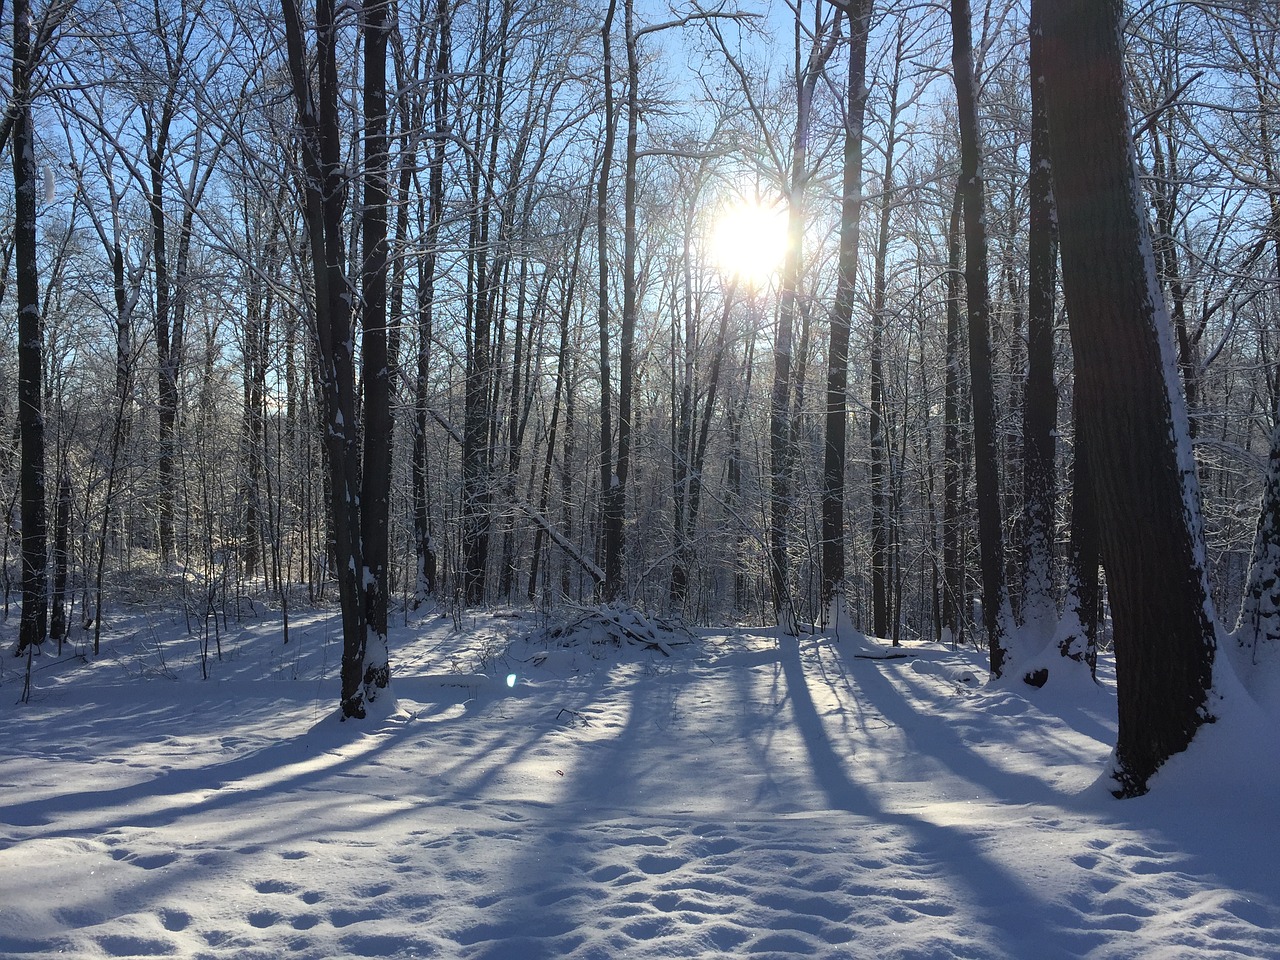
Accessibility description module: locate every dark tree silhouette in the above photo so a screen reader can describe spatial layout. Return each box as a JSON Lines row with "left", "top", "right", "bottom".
{"left": 12, "top": 0, "right": 48, "bottom": 656}
{"left": 950, "top": 0, "right": 1012, "bottom": 674}
{"left": 1039, "top": 0, "right": 1217, "bottom": 797}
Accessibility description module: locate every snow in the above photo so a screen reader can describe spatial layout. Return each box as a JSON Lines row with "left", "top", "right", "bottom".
{"left": 2, "top": 608, "right": 1278, "bottom": 960}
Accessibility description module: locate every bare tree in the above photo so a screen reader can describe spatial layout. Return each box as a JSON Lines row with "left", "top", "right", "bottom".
{"left": 596, "top": 0, "right": 622, "bottom": 601}
{"left": 773, "top": 3, "right": 840, "bottom": 632}
{"left": 950, "top": 0, "right": 1012, "bottom": 675}
{"left": 867, "top": 20, "right": 906, "bottom": 641}
{"left": 821, "top": 0, "right": 874, "bottom": 632}
{"left": 942, "top": 181, "right": 966, "bottom": 648}
{"left": 361, "top": 0, "right": 394, "bottom": 658}
{"left": 280, "top": 0, "right": 391, "bottom": 718}
{"left": 10, "top": 0, "right": 49, "bottom": 655}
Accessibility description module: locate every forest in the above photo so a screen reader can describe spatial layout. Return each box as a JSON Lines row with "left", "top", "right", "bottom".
{"left": 5, "top": 0, "right": 1280, "bottom": 793}
{"left": 5, "top": 2, "right": 1280, "bottom": 956}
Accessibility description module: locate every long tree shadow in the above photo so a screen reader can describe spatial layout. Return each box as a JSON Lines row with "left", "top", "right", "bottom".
{"left": 8, "top": 625, "right": 1268, "bottom": 959}
{"left": 821, "top": 636, "right": 1112, "bottom": 807}
{"left": 764, "top": 630, "right": 1117, "bottom": 957}
{"left": 434, "top": 629, "right": 1079, "bottom": 958}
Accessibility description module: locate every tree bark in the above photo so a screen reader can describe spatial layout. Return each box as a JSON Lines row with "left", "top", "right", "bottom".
{"left": 1020, "top": 6, "right": 1059, "bottom": 645}
{"left": 605, "top": 0, "right": 641, "bottom": 603}
{"left": 942, "top": 183, "right": 965, "bottom": 648}
{"left": 281, "top": 0, "right": 385, "bottom": 718}
{"left": 1039, "top": 0, "right": 1217, "bottom": 796}
{"left": 360, "top": 0, "right": 393, "bottom": 689}
{"left": 1057, "top": 398, "right": 1099, "bottom": 672}
{"left": 596, "top": 0, "right": 625, "bottom": 603}
{"left": 951, "top": 0, "right": 1012, "bottom": 675}
{"left": 822, "top": 0, "right": 873, "bottom": 630}
{"left": 12, "top": 0, "right": 47, "bottom": 654}
{"left": 49, "top": 466, "right": 70, "bottom": 647}
{"left": 1238, "top": 410, "right": 1280, "bottom": 655}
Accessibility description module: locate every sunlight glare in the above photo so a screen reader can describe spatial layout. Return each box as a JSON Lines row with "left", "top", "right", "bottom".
{"left": 710, "top": 198, "right": 788, "bottom": 288}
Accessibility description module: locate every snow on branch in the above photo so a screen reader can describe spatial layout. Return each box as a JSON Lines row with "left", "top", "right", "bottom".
{"left": 517, "top": 501, "right": 605, "bottom": 584}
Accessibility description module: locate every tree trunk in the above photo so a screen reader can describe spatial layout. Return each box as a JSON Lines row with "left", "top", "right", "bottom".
{"left": 675, "top": 285, "right": 735, "bottom": 608}
{"left": 942, "top": 183, "right": 965, "bottom": 648}
{"left": 596, "top": 0, "right": 621, "bottom": 602}
{"left": 1146, "top": 110, "right": 1197, "bottom": 435}
{"left": 144, "top": 99, "right": 180, "bottom": 566}
{"left": 50, "top": 468, "right": 70, "bottom": 647}
{"left": 1056, "top": 397, "right": 1099, "bottom": 672}
{"left": 771, "top": 8, "right": 838, "bottom": 633}
{"left": 868, "top": 24, "right": 904, "bottom": 640}
{"left": 1236, "top": 412, "right": 1280, "bottom": 656}
{"left": 13, "top": 0, "right": 47, "bottom": 654}
{"left": 1020, "top": 6, "right": 1059, "bottom": 645}
{"left": 281, "top": 0, "right": 383, "bottom": 718}
{"left": 669, "top": 207, "right": 699, "bottom": 608}
{"left": 604, "top": 0, "right": 642, "bottom": 603}
{"left": 528, "top": 220, "right": 584, "bottom": 604}
{"left": 413, "top": 3, "right": 449, "bottom": 604}
{"left": 461, "top": 1, "right": 512, "bottom": 608}
{"left": 1039, "top": 0, "right": 1217, "bottom": 796}
{"left": 951, "top": 0, "right": 1012, "bottom": 675}
{"left": 360, "top": 0, "right": 393, "bottom": 691}
{"left": 243, "top": 256, "right": 269, "bottom": 581}
{"left": 822, "top": 0, "right": 873, "bottom": 630}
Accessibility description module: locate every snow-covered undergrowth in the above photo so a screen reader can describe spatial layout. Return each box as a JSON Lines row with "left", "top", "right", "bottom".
{"left": 1, "top": 606, "right": 1278, "bottom": 959}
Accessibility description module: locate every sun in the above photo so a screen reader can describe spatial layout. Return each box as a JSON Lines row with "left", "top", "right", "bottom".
{"left": 709, "top": 196, "right": 789, "bottom": 288}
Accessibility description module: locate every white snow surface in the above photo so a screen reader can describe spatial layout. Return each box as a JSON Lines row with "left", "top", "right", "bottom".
{"left": 2, "top": 607, "right": 1278, "bottom": 959}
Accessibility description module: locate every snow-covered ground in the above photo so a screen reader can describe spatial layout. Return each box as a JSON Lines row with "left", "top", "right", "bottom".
{"left": 2, "top": 605, "right": 1278, "bottom": 959}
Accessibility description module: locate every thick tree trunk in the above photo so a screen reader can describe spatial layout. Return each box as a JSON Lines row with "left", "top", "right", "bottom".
{"left": 13, "top": 0, "right": 47, "bottom": 654}
{"left": 360, "top": 0, "right": 393, "bottom": 692}
{"left": 1039, "top": 0, "right": 1217, "bottom": 796}
{"left": 951, "top": 0, "right": 1012, "bottom": 675}
{"left": 1021, "top": 8, "right": 1059, "bottom": 645}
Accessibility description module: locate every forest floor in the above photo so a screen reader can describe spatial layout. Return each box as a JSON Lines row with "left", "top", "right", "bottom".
{"left": 1, "top": 602, "right": 1278, "bottom": 959}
